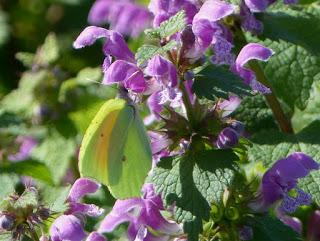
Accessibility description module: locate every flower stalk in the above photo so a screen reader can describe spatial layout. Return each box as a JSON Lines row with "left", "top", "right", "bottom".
{"left": 248, "top": 60, "right": 294, "bottom": 133}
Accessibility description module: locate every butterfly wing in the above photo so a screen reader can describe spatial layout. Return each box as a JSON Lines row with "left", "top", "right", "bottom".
{"left": 109, "top": 106, "right": 152, "bottom": 198}
{"left": 79, "top": 98, "right": 152, "bottom": 199}
{"left": 78, "top": 99, "right": 134, "bottom": 190}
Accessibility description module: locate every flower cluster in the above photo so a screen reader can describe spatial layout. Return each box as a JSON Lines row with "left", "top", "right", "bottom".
{"left": 67, "top": 0, "right": 320, "bottom": 240}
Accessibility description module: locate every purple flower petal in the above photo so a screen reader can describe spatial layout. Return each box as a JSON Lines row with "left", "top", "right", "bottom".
{"left": 73, "top": 26, "right": 134, "bottom": 62}
{"left": 233, "top": 43, "right": 274, "bottom": 93}
{"left": 73, "top": 26, "right": 110, "bottom": 49}
{"left": 68, "top": 203, "right": 104, "bottom": 217}
{"left": 89, "top": 0, "right": 151, "bottom": 38}
{"left": 103, "top": 60, "right": 147, "bottom": 93}
{"left": 145, "top": 55, "right": 178, "bottom": 88}
{"left": 276, "top": 209, "right": 302, "bottom": 234}
{"left": 147, "top": 91, "right": 163, "bottom": 118}
{"left": 236, "top": 43, "right": 274, "bottom": 67}
{"left": 250, "top": 152, "right": 318, "bottom": 211}
{"left": 50, "top": 215, "right": 86, "bottom": 241}
{"left": 244, "top": 0, "right": 269, "bottom": 12}
{"left": 149, "top": 132, "right": 171, "bottom": 155}
{"left": 307, "top": 210, "right": 320, "bottom": 241}
{"left": 216, "top": 127, "right": 239, "bottom": 149}
{"left": 86, "top": 232, "right": 107, "bottom": 241}
{"left": 102, "top": 31, "right": 135, "bottom": 62}
{"left": 218, "top": 96, "right": 241, "bottom": 117}
{"left": 68, "top": 178, "right": 101, "bottom": 202}
{"left": 193, "top": 0, "right": 235, "bottom": 23}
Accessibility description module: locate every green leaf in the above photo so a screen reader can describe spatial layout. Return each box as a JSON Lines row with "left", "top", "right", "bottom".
{"left": 76, "top": 67, "right": 102, "bottom": 85}
{"left": 250, "top": 215, "right": 302, "bottom": 241}
{"left": 15, "top": 52, "right": 35, "bottom": 68}
{"left": 0, "top": 174, "right": 19, "bottom": 200}
{"left": 0, "top": 160, "right": 53, "bottom": 185}
{"left": 31, "top": 129, "right": 76, "bottom": 184}
{"left": 135, "top": 41, "right": 178, "bottom": 66}
{"left": 41, "top": 185, "right": 71, "bottom": 213}
{"left": 0, "top": 9, "right": 10, "bottom": 47}
{"left": 145, "top": 10, "right": 186, "bottom": 39}
{"left": 151, "top": 150, "right": 239, "bottom": 240}
{"left": 247, "top": 120, "right": 320, "bottom": 205}
{"left": 12, "top": 189, "right": 38, "bottom": 210}
{"left": 249, "top": 5, "right": 320, "bottom": 110}
{"left": 0, "top": 70, "right": 47, "bottom": 117}
{"left": 193, "top": 64, "right": 253, "bottom": 100}
{"left": 292, "top": 83, "right": 320, "bottom": 132}
{"left": 233, "top": 95, "right": 278, "bottom": 133}
{"left": 36, "top": 33, "right": 59, "bottom": 65}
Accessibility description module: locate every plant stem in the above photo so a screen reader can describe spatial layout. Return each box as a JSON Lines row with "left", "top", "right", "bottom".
{"left": 248, "top": 61, "right": 294, "bottom": 133}
{"left": 236, "top": 28, "right": 294, "bottom": 133}
{"left": 180, "top": 80, "right": 195, "bottom": 128}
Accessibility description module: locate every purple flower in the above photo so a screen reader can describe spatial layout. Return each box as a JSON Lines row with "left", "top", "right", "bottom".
{"left": 276, "top": 209, "right": 302, "bottom": 233}
{"left": 192, "top": 0, "right": 235, "bottom": 47}
{"left": 216, "top": 127, "right": 239, "bottom": 149}
{"left": 240, "top": 3, "right": 263, "bottom": 34}
{"left": 103, "top": 60, "right": 147, "bottom": 93}
{"left": 232, "top": 43, "right": 274, "bottom": 93}
{"left": 244, "top": 0, "right": 297, "bottom": 12}
{"left": 86, "top": 232, "right": 106, "bottom": 241}
{"left": 307, "top": 210, "right": 320, "bottom": 241}
{"left": 66, "top": 178, "right": 104, "bottom": 217}
{"left": 250, "top": 152, "right": 319, "bottom": 212}
{"left": 73, "top": 26, "right": 135, "bottom": 62}
{"left": 0, "top": 215, "right": 15, "bottom": 231}
{"left": 218, "top": 96, "right": 242, "bottom": 118}
{"left": 8, "top": 136, "right": 37, "bottom": 162}
{"left": 98, "top": 184, "right": 182, "bottom": 241}
{"left": 145, "top": 55, "right": 178, "bottom": 88}
{"left": 88, "top": 0, "right": 152, "bottom": 38}
{"left": 50, "top": 215, "right": 86, "bottom": 241}
{"left": 148, "top": 0, "right": 198, "bottom": 27}
{"left": 50, "top": 178, "right": 104, "bottom": 241}
{"left": 239, "top": 226, "right": 253, "bottom": 240}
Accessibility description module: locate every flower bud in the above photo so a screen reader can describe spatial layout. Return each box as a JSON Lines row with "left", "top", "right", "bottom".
{"left": 0, "top": 215, "right": 15, "bottom": 231}
{"left": 216, "top": 127, "right": 239, "bottom": 149}
{"left": 307, "top": 210, "right": 320, "bottom": 241}
{"left": 181, "top": 25, "right": 195, "bottom": 50}
{"left": 86, "top": 232, "right": 106, "bottom": 241}
{"left": 50, "top": 215, "right": 86, "bottom": 241}
{"left": 230, "top": 121, "right": 245, "bottom": 135}
{"left": 183, "top": 71, "right": 194, "bottom": 81}
{"left": 225, "top": 207, "right": 239, "bottom": 221}
{"left": 38, "top": 207, "right": 50, "bottom": 220}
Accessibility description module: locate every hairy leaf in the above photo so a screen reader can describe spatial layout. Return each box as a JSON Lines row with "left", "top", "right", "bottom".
{"left": 31, "top": 129, "right": 76, "bottom": 184}
{"left": 135, "top": 41, "right": 178, "bottom": 66}
{"left": 250, "top": 5, "right": 320, "bottom": 110}
{"left": 0, "top": 160, "right": 53, "bottom": 185}
{"left": 193, "top": 64, "right": 253, "bottom": 100}
{"left": 233, "top": 95, "right": 277, "bottom": 133}
{"left": 145, "top": 10, "right": 186, "bottom": 39}
{"left": 250, "top": 215, "right": 302, "bottom": 241}
{"left": 152, "top": 150, "right": 239, "bottom": 240}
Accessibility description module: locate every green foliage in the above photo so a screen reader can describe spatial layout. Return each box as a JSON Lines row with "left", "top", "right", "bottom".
{"left": 193, "top": 64, "right": 253, "bottom": 100}
{"left": 135, "top": 41, "right": 178, "bottom": 66}
{"left": 0, "top": 160, "right": 53, "bottom": 185}
{"left": 233, "top": 95, "right": 278, "bottom": 133}
{"left": 35, "top": 33, "right": 59, "bottom": 66}
{"left": 292, "top": 83, "right": 320, "bottom": 132}
{"left": 41, "top": 185, "right": 71, "bottom": 213}
{"left": 0, "top": 9, "right": 9, "bottom": 47}
{"left": 250, "top": 215, "right": 302, "bottom": 241}
{"left": 145, "top": 10, "right": 186, "bottom": 39}
{"left": 247, "top": 121, "right": 320, "bottom": 205}
{"left": 151, "top": 150, "right": 239, "bottom": 240}
{"left": 0, "top": 174, "right": 19, "bottom": 200}
{"left": 31, "top": 129, "right": 76, "bottom": 184}
{"left": 250, "top": 5, "right": 320, "bottom": 110}
{"left": 0, "top": 71, "right": 47, "bottom": 117}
